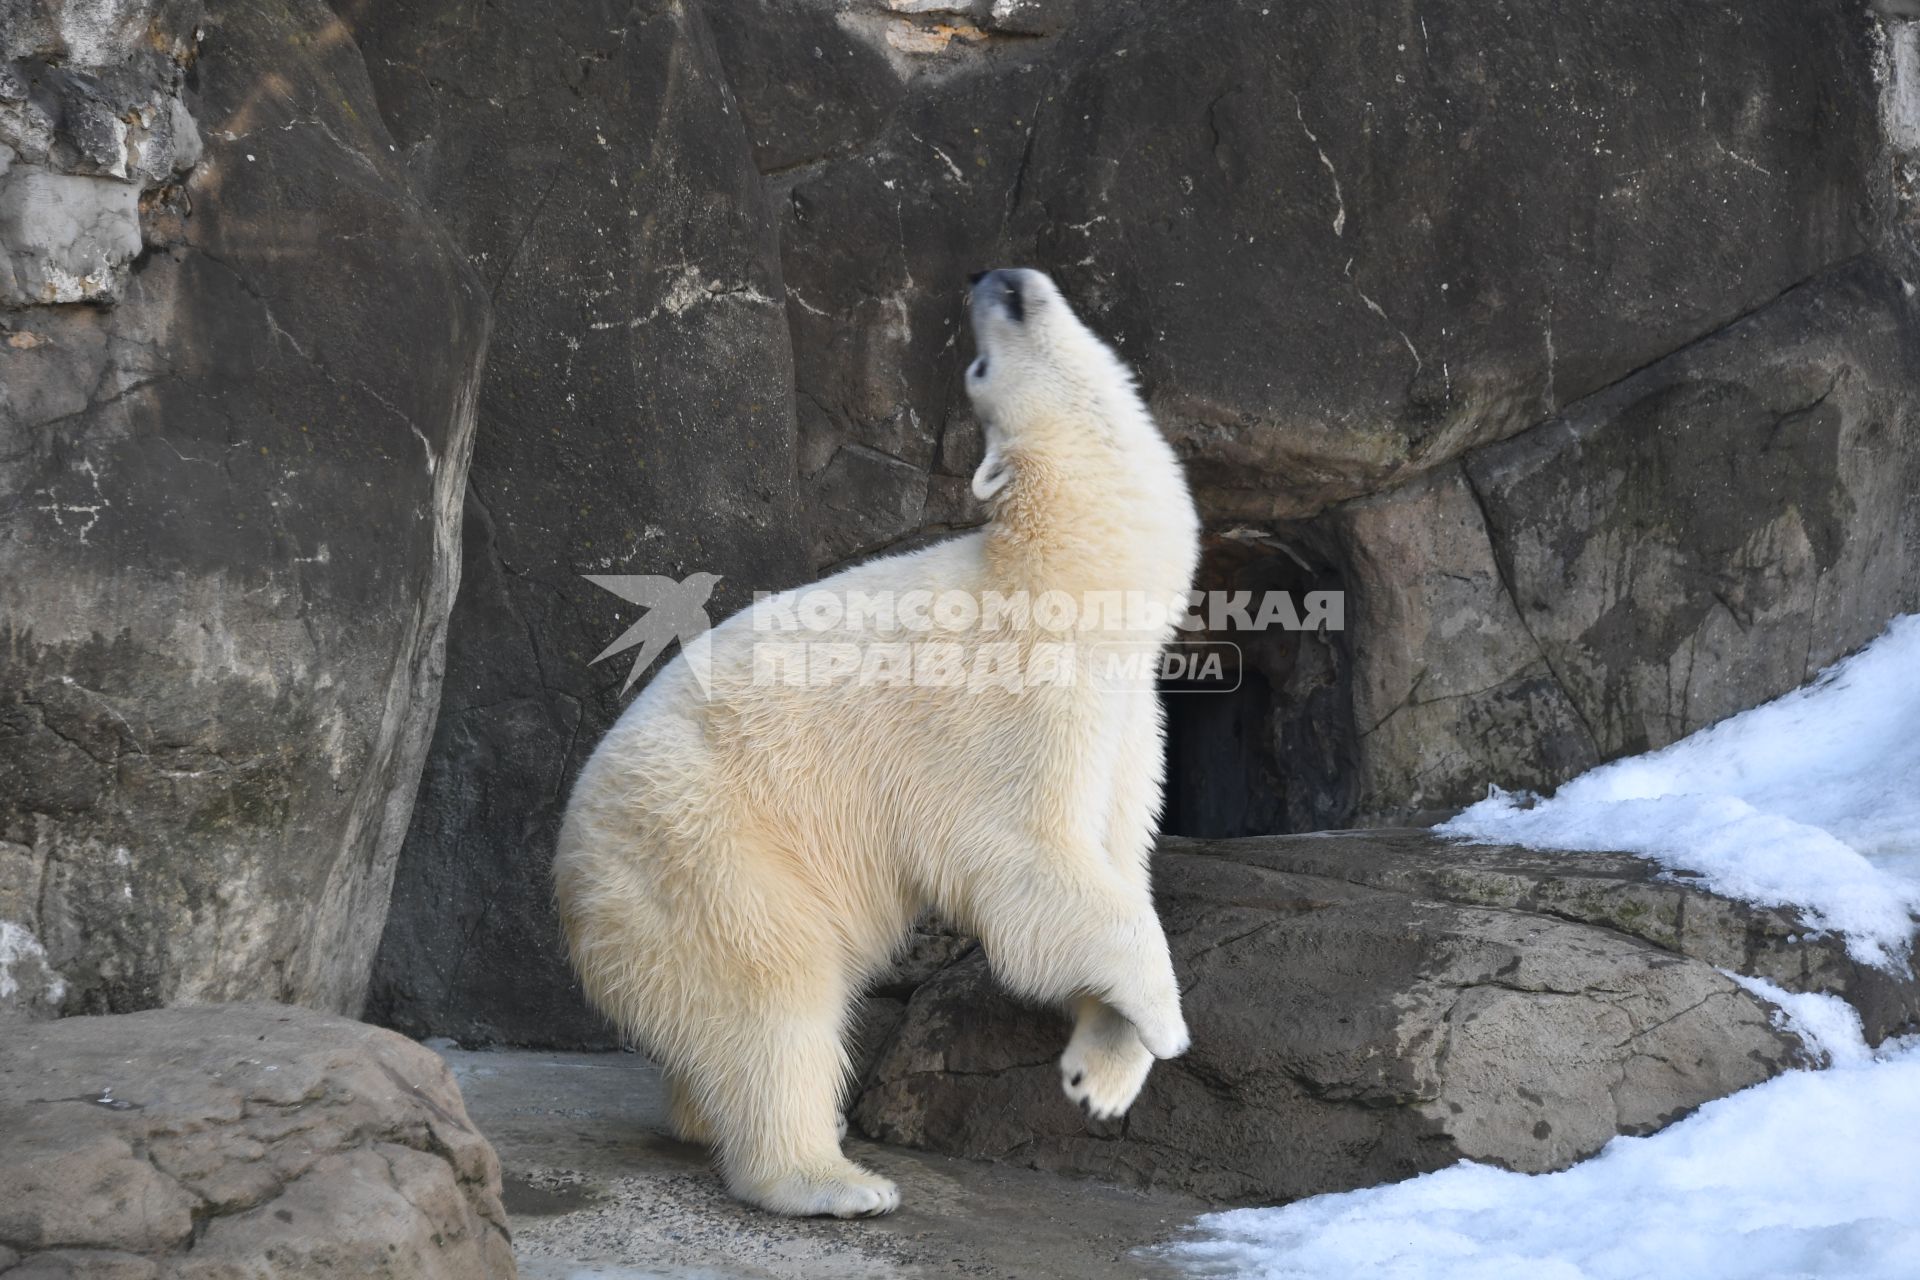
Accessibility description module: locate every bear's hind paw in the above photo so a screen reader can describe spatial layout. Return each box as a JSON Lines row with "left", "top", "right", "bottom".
{"left": 737, "top": 1161, "right": 901, "bottom": 1218}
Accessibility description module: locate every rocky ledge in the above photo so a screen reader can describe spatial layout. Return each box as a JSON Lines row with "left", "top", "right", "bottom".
{"left": 0, "top": 1003, "right": 514, "bottom": 1278}
{"left": 853, "top": 830, "right": 1920, "bottom": 1204}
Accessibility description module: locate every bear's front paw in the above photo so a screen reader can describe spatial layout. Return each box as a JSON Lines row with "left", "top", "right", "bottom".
{"left": 1059, "top": 1018, "right": 1155, "bottom": 1119}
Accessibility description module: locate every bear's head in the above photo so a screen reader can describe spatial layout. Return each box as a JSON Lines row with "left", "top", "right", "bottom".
{"left": 963, "top": 268, "right": 1148, "bottom": 503}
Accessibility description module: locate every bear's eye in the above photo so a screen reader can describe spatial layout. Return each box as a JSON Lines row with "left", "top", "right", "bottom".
{"left": 1002, "top": 282, "right": 1024, "bottom": 323}
{"left": 970, "top": 358, "right": 988, "bottom": 380}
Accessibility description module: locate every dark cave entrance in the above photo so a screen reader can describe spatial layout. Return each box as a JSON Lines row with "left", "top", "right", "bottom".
{"left": 1158, "top": 529, "right": 1357, "bottom": 838}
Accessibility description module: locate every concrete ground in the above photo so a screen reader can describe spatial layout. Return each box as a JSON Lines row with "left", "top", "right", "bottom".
{"left": 436, "top": 1047, "right": 1209, "bottom": 1280}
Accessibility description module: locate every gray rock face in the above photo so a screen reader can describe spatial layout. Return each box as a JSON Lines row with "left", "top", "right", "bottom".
{"left": 0, "top": 0, "right": 489, "bottom": 1019}
{"left": 345, "top": 0, "right": 811, "bottom": 1048}
{"left": 1333, "top": 467, "right": 1599, "bottom": 824}
{"left": 851, "top": 831, "right": 1917, "bottom": 1203}
{"left": 0, "top": 1002, "right": 514, "bottom": 1277}
{"left": 1464, "top": 260, "right": 1920, "bottom": 763}
{"left": 727, "top": 0, "right": 1881, "bottom": 552}
{"left": 1333, "top": 262, "right": 1920, "bottom": 817}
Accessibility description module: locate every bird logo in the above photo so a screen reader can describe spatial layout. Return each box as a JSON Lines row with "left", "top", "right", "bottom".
{"left": 584, "top": 571, "right": 723, "bottom": 696}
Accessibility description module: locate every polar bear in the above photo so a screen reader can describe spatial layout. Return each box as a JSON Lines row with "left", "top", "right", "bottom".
{"left": 554, "top": 268, "right": 1201, "bottom": 1217}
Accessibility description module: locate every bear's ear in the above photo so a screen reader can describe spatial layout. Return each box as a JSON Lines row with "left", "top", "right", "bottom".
{"left": 971, "top": 442, "right": 1014, "bottom": 502}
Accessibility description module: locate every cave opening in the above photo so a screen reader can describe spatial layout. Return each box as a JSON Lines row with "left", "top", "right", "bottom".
{"left": 1159, "top": 528, "right": 1358, "bottom": 838}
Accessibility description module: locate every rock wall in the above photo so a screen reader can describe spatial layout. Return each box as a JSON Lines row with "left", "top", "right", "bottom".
{"left": 0, "top": 1, "right": 489, "bottom": 1019}
{"left": 343, "top": 0, "right": 812, "bottom": 1047}
{"left": 754, "top": 0, "right": 1882, "bottom": 542}
{"left": 339, "top": 0, "right": 1920, "bottom": 1045}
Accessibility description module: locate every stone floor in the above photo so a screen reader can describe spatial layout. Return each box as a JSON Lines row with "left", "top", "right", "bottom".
{"left": 436, "top": 1047, "right": 1209, "bottom": 1279}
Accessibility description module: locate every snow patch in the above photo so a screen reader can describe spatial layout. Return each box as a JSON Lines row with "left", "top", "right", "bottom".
{"left": 1440, "top": 615, "right": 1920, "bottom": 968}
{"left": 1162, "top": 1038, "right": 1920, "bottom": 1280}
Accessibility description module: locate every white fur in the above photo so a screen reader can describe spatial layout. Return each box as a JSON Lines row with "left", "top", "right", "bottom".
{"left": 554, "top": 269, "right": 1201, "bottom": 1217}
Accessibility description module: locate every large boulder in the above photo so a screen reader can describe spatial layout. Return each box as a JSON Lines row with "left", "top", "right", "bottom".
{"left": 0, "top": 0, "right": 489, "bottom": 1019}
{"left": 345, "top": 0, "right": 812, "bottom": 1047}
{"left": 0, "top": 1002, "right": 513, "bottom": 1277}
{"left": 852, "top": 831, "right": 1918, "bottom": 1203}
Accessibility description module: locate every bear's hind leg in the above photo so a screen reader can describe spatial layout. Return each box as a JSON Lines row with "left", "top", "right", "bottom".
{"left": 665, "top": 1069, "right": 717, "bottom": 1146}
{"left": 704, "top": 1003, "right": 899, "bottom": 1218}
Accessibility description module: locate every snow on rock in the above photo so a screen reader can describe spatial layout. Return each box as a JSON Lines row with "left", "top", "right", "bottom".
{"left": 1162, "top": 1037, "right": 1920, "bottom": 1280}
{"left": 1158, "top": 617, "right": 1920, "bottom": 1278}
{"left": 1441, "top": 615, "right": 1920, "bottom": 968}
{"left": 1722, "top": 972, "right": 1872, "bottom": 1070}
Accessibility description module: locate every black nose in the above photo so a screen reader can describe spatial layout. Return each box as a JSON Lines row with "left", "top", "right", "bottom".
{"left": 967, "top": 270, "right": 989, "bottom": 286}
